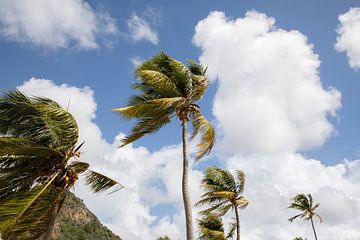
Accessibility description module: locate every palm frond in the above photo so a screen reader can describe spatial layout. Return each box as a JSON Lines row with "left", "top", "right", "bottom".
{"left": 190, "top": 75, "right": 209, "bottom": 101}
{"left": 0, "top": 137, "right": 63, "bottom": 198}
{"left": 68, "top": 161, "right": 89, "bottom": 174}
{"left": 0, "top": 172, "right": 62, "bottom": 239}
{"left": 190, "top": 110, "right": 215, "bottom": 160}
{"left": 113, "top": 97, "right": 185, "bottom": 119}
{"left": 135, "top": 70, "right": 181, "bottom": 97}
{"left": 226, "top": 221, "right": 236, "bottom": 239}
{"left": 84, "top": 170, "right": 123, "bottom": 194}
{"left": 314, "top": 213, "right": 323, "bottom": 223}
{"left": 0, "top": 90, "right": 78, "bottom": 152}
{"left": 197, "top": 213, "right": 226, "bottom": 240}
{"left": 236, "top": 170, "right": 246, "bottom": 194}
{"left": 236, "top": 196, "right": 249, "bottom": 209}
{"left": 288, "top": 213, "right": 303, "bottom": 222}
{"left": 204, "top": 167, "right": 236, "bottom": 191}
{"left": 216, "top": 203, "right": 233, "bottom": 216}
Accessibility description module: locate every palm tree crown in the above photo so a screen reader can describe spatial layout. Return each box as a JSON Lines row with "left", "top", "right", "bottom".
{"left": 196, "top": 167, "right": 249, "bottom": 240}
{"left": 113, "top": 51, "right": 215, "bottom": 160}
{"left": 288, "top": 194, "right": 322, "bottom": 240}
{"left": 197, "top": 213, "right": 226, "bottom": 240}
{"left": 0, "top": 90, "right": 122, "bottom": 239}
{"left": 288, "top": 194, "right": 322, "bottom": 223}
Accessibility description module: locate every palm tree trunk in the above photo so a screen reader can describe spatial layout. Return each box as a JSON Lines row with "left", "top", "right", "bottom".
{"left": 43, "top": 191, "right": 67, "bottom": 240}
{"left": 181, "top": 119, "right": 194, "bottom": 240}
{"left": 310, "top": 217, "right": 318, "bottom": 240}
{"left": 234, "top": 205, "right": 240, "bottom": 240}
{"left": 43, "top": 201, "right": 59, "bottom": 240}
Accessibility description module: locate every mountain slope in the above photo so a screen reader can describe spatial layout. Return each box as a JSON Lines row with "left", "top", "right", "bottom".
{"left": 51, "top": 192, "right": 121, "bottom": 240}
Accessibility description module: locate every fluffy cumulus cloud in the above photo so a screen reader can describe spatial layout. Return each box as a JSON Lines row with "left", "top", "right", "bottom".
{"left": 335, "top": 8, "right": 360, "bottom": 70}
{"left": 194, "top": 10, "right": 360, "bottom": 239}
{"left": 335, "top": 7, "right": 360, "bottom": 70}
{"left": 194, "top": 10, "right": 341, "bottom": 155}
{"left": 0, "top": 0, "right": 117, "bottom": 50}
{"left": 127, "top": 8, "right": 160, "bottom": 45}
{"left": 17, "top": 78, "right": 202, "bottom": 239}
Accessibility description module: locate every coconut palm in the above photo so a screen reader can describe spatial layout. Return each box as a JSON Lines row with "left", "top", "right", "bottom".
{"left": 0, "top": 90, "right": 122, "bottom": 240}
{"left": 288, "top": 194, "right": 322, "bottom": 240}
{"left": 114, "top": 52, "right": 215, "bottom": 240}
{"left": 197, "top": 213, "right": 227, "bottom": 240}
{"left": 157, "top": 236, "right": 171, "bottom": 240}
{"left": 196, "top": 167, "right": 249, "bottom": 240}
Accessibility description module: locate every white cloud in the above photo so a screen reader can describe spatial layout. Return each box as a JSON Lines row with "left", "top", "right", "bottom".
{"left": 194, "top": 10, "right": 360, "bottom": 239}
{"left": 130, "top": 56, "right": 144, "bottom": 67}
{"left": 194, "top": 10, "right": 341, "bottom": 155}
{"left": 335, "top": 7, "right": 360, "bottom": 70}
{"left": 127, "top": 9, "right": 159, "bottom": 45}
{"left": 0, "top": 0, "right": 117, "bottom": 50}
{"left": 17, "top": 78, "right": 202, "bottom": 239}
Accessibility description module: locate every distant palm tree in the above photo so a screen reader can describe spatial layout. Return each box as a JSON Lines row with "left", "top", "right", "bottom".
{"left": 288, "top": 194, "right": 322, "bottom": 240}
{"left": 293, "top": 237, "right": 307, "bottom": 240}
{"left": 197, "top": 213, "right": 226, "bottom": 240}
{"left": 157, "top": 236, "right": 171, "bottom": 240}
{"left": 196, "top": 167, "right": 249, "bottom": 240}
{"left": 114, "top": 52, "right": 215, "bottom": 240}
{"left": 0, "top": 90, "right": 122, "bottom": 240}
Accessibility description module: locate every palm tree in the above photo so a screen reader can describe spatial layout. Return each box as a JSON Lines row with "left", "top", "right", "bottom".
{"left": 196, "top": 167, "right": 249, "bottom": 240}
{"left": 197, "top": 213, "right": 227, "bottom": 240}
{"left": 114, "top": 52, "right": 215, "bottom": 240}
{"left": 0, "top": 90, "right": 122, "bottom": 240}
{"left": 293, "top": 237, "right": 307, "bottom": 240}
{"left": 288, "top": 194, "right": 322, "bottom": 240}
{"left": 157, "top": 236, "right": 171, "bottom": 240}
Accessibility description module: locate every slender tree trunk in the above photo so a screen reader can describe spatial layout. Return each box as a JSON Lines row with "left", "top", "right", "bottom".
{"left": 43, "top": 191, "right": 67, "bottom": 240}
{"left": 43, "top": 201, "right": 59, "bottom": 240}
{"left": 310, "top": 217, "right": 318, "bottom": 240}
{"left": 181, "top": 119, "right": 194, "bottom": 240}
{"left": 234, "top": 205, "right": 240, "bottom": 240}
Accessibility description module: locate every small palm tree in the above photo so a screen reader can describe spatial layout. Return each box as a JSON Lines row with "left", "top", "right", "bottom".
{"left": 196, "top": 167, "right": 249, "bottom": 240}
{"left": 197, "top": 213, "right": 226, "bottom": 240}
{"left": 0, "top": 90, "right": 122, "bottom": 239}
{"left": 114, "top": 52, "right": 215, "bottom": 240}
{"left": 288, "top": 194, "right": 322, "bottom": 240}
{"left": 157, "top": 236, "right": 171, "bottom": 240}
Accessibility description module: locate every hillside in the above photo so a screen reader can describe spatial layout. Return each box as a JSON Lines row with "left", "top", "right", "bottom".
{"left": 51, "top": 192, "right": 121, "bottom": 240}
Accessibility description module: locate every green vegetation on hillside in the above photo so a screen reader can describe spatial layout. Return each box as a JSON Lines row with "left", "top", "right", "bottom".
{"left": 52, "top": 192, "right": 121, "bottom": 240}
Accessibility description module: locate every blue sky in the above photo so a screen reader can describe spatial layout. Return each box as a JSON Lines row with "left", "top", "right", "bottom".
{"left": 1, "top": 0, "right": 359, "bottom": 164}
{"left": 1, "top": 0, "right": 360, "bottom": 239}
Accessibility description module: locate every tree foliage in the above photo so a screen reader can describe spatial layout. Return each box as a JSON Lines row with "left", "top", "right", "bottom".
{"left": 0, "top": 90, "right": 122, "bottom": 239}
{"left": 113, "top": 52, "right": 215, "bottom": 160}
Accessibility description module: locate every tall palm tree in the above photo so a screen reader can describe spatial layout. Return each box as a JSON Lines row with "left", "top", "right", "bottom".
{"left": 288, "top": 194, "right": 322, "bottom": 240}
{"left": 114, "top": 52, "right": 215, "bottom": 240}
{"left": 0, "top": 90, "right": 122, "bottom": 240}
{"left": 196, "top": 167, "right": 249, "bottom": 240}
{"left": 197, "top": 213, "right": 227, "bottom": 240}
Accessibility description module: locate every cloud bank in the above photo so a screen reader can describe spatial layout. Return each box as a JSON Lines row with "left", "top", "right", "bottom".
{"left": 0, "top": 0, "right": 117, "bottom": 50}
{"left": 193, "top": 10, "right": 360, "bottom": 239}
{"left": 335, "top": 7, "right": 360, "bottom": 70}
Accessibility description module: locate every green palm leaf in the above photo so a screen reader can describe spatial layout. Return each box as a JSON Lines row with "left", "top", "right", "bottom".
{"left": 0, "top": 173, "right": 62, "bottom": 239}
{"left": 135, "top": 70, "right": 181, "bottom": 97}
{"left": 84, "top": 170, "right": 123, "bottom": 194}
{"left": 190, "top": 110, "right": 215, "bottom": 161}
